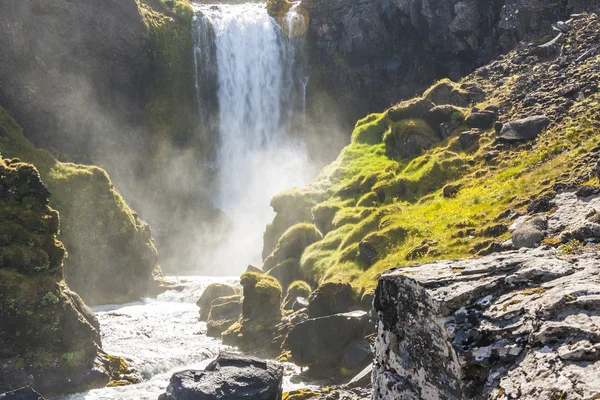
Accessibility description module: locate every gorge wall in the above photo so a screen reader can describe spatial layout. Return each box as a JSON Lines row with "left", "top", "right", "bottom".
{"left": 302, "top": 0, "right": 600, "bottom": 123}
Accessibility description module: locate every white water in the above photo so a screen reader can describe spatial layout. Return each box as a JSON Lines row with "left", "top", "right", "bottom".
{"left": 53, "top": 277, "right": 308, "bottom": 400}
{"left": 193, "top": 3, "right": 314, "bottom": 274}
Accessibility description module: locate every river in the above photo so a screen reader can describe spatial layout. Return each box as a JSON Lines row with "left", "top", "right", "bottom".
{"left": 53, "top": 276, "right": 308, "bottom": 400}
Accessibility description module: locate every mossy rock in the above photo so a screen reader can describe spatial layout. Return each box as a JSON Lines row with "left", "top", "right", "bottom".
{"left": 263, "top": 189, "right": 317, "bottom": 260}
{"left": 283, "top": 389, "right": 320, "bottom": 400}
{"left": 423, "top": 78, "right": 483, "bottom": 107}
{"left": 384, "top": 119, "right": 439, "bottom": 160}
{"left": 263, "top": 223, "right": 323, "bottom": 271}
{"left": 267, "top": 258, "right": 303, "bottom": 294}
{"left": 387, "top": 98, "right": 435, "bottom": 123}
{"left": 266, "top": 0, "right": 293, "bottom": 17}
{"left": 206, "top": 295, "right": 242, "bottom": 338}
{"left": 283, "top": 280, "right": 312, "bottom": 310}
{"left": 308, "top": 281, "right": 356, "bottom": 318}
{"left": 196, "top": 283, "right": 238, "bottom": 321}
{"left": 351, "top": 113, "right": 390, "bottom": 144}
{"left": 240, "top": 272, "right": 282, "bottom": 323}
{"left": 424, "top": 105, "right": 465, "bottom": 134}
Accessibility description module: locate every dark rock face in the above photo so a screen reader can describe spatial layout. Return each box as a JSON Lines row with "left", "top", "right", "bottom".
{"left": 284, "top": 311, "right": 372, "bottom": 370}
{"left": 0, "top": 0, "right": 151, "bottom": 160}
{"left": 498, "top": 115, "right": 551, "bottom": 142}
{"left": 0, "top": 157, "right": 130, "bottom": 396}
{"left": 302, "top": 0, "right": 600, "bottom": 123}
{"left": 0, "top": 388, "right": 44, "bottom": 400}
{"left": 466, "top": 110, "right": 497, "bottom": 129}
{"left": 159, "top": 353, "right": 283, "bottom": 400}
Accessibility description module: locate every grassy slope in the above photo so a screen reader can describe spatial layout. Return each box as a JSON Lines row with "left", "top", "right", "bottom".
{"left": 268, "top": 16, "right": 600, "bottom": 297}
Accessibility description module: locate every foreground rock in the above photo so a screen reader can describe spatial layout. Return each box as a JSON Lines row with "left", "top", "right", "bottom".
{"left": 497, "top": 115, "right": 551, "bottom": 142}
{"left": 373, "top": 247, "right": 600, "bottom": 399}
{"left": 159, "top": 353, "right": 283, "bottom": 400}
{"left": 0, "top": 157, "right": 131, "bottom": 396}
{"left": 0, "top": 388, "right": 44, "bottom": 400}
{"left": 284, "top": 311, "right": 373, "bottom": 375}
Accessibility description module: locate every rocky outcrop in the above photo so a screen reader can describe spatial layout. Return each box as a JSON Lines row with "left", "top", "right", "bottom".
{"left": 159, "top": 353, "right": 283, "bottom": 400}
{"left": 301, "top": 0, "right": 600, "bottom": 123}
{"left": 373, "top": 186, "right": 600, "bottom": 399}
{"left": 196, "top": 283, "right": 239, "bottom": 321}
{"left": 0, "top": 156, "right": 131, "bottom": 396}
{"left": 0, "top": 106, "right": 165, "bottom": 305}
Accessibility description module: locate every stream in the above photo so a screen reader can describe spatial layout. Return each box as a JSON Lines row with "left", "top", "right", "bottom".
{"left": 53, "top": 277, "right": 308, "bottom": 400}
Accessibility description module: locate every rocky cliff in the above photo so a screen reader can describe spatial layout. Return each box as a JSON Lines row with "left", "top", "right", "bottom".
{"left": 302, "top": 0, "right": 600, "bottom": 123}
{"left": 0, "top": 106, "right": 163, "bottom": 305}
{"left": 0, "top": 156, "right": 134, "bottom": 396}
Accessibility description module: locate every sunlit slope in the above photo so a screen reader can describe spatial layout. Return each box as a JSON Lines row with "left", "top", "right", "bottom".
{"left": 263, "top": 14, "right": 600, "bottom": 297}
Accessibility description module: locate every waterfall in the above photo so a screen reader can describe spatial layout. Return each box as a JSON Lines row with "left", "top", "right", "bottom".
{"left": 192, "top": 2, "right": 312, "bottom": 274}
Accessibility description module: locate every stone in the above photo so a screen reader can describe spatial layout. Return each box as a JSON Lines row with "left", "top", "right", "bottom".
{"left": 384, "top": 119, "right": 438, "bottom": 160}
{"left": 345, "top": 365, "right": 372, "bottom": 389}
{"left": 196, "top": 283, "right": 238, "bottom": 322}
{"left": 424, "top": 105, "right": 464, "bottom": 134}
{"left": 282, "top": 281, "right": 311, "bottom": 310}
{"left": 267, "top": 259, "right": 303, "bottom": 293}
{"left": 466, "top": 110, "right": 496, "bottom": 129}
{"left": 497, "top": 115, "right": 551, "bottom": 142}
{"left": 206, "top": 295, "right": 242, "bottom": 338}
{"left": 0, "top": 388, "right": 44, "bottom": 400}
{"left": 263, "top": 224, "right": 322, "bottom": 271}
{"left": 159, "top": 353, "right": 283, "bottom": 400}
{"left": 284, "top": 311, "right": 372, "bottom": 369}
{"left": 308, "top": 281, "right": 355, "bottom": 318}
{"left": 511, "top": 215, "right": 548, "bottom": 248}
{"left": 387, "top": 98, "right": 434, "bottom": 122}
{"left": 372, "top": 248, "right": 600, "bottom": 399}
{"left": 459, "top": 130, "right": 480, "bottom": 149}
{"left": 292, "top": 297, "right": 309, "bottom": 311}
{"left": 340, "top": 339, "right": 372, "bottom": 376}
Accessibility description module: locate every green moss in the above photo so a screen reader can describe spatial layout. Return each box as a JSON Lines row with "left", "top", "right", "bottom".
{"left": 263, "top": 223, "right": 323, "bottom": 271}
{"left": 351, "top": 113, "right": 390, "bottom": 144}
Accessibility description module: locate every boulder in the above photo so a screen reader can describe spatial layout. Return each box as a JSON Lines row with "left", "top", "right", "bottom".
{"left": 292, "top": 297, "right": 309, "bottom": 311}
{"left": 511, "top": 215, "right": 548, "bottom": 249}
{"left": 384, "top": 119, "right": 439, "bottom": 159}
{"left": 282, "top": 281, "right": 312, "bottom": 310}
{"left": 0, "top": 388, "right": 44, "bottom": 400}
{"left": 206, "top": 295, "right": 242, "bottom": 338}
{"left": 387, "top": 98, "right": 434, "bottom": 122}
{"left": 197, "top": 283, "right": 238, "bottom": 321}
{"left": 340, "top": 339, "right": 372, "bottom": 376}
{"left": 284, "top": 311, "right": 372, "bottom": 369}
{"left": 308, "top": 281, "right": 356, "bottom": 318}
{"left": 458, "top": 130, "right": 480, "bottom": 149}
{"left": 267, "top": 259, "right": 303, "bottom": 293}
{"left": 466, "top": 110, "right": 496, "bottom": 129}
{"left": 424, "top": 105, "right": 464, "bottom": 133}
{"left": 372, "top": 248, "right": 600, "bottom": 399}
{"left": 263, "top": 224, "right": 322, "bottom": 271}
{"left": 423, "top": 80, "right": 482, "bottom": 107}
{"left": 497, "top": 115, "right": 550, "bottom": 142}
{"left": 159, "top": 353, "right": 283, "bottom": 400}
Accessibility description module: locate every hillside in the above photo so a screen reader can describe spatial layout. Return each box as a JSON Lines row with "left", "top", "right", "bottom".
{"left": 263, "top": 13, "right": 600, "bottom": 299}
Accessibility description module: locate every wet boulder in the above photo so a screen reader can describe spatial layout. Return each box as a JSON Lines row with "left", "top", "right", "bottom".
{"left": 308, "top": 281, "right": 356, "bottom": 318}
{"left": 197, "top": 283, "right": 238, "bottom": 322}
{"left": 282, "top": 281, "right": 311, "bottom": 310}
{"left": 387, "top": 98, "right": 434, "bottom": 122}
{"left": 0, "top": 388, "right": 44, "bottom": 400}
{"left": 340, "top": 339, "right": 373, "bottom": 376}
{"left": 159, "top": 353, "right": 283, "bottom": 400}
{"left": 206, "top": 295, "right": 242, "bottom": 338}
{"left": 497, "top": 115, "right": 550, "bottom": 142}
{"left": 284, "top": 311, "right": 372, "bottom": 370}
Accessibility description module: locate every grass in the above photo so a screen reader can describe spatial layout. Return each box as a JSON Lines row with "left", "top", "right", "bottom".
{"left": 267, "top": 68, "right": 600, "bottom": 297}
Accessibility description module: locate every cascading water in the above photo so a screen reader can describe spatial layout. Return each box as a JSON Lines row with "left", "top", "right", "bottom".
{"left": 193, "top": 2, "right": 313, "bottom": 274}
